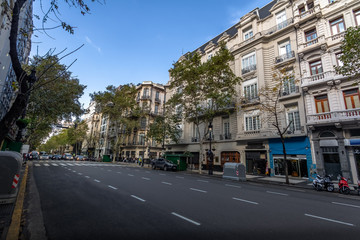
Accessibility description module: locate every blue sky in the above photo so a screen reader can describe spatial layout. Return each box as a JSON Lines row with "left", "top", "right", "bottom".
{"left": 31, "top": 0, "right": 271, "bottom": 109}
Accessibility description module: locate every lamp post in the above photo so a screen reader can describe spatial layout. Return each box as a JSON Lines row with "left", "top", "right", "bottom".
{"left": 208, "top": 121, "right": 213, "bottom": 175}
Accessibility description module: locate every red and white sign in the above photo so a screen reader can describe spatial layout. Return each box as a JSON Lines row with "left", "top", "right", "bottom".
{"left": 11, "top": 174, "right": 20, "bottom": 188}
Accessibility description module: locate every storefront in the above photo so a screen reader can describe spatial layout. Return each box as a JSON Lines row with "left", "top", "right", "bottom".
{"left": 269, "top": 137, "right": 313, "bottom": 178}
{"left": 221, "top": 151, "right": 240, "bottom": 166}
{"left": 245, "top": 151, "right": 267, "bottom": 175}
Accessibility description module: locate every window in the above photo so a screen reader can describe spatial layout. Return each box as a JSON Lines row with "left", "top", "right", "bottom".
{"left": 207, "top": 54, "right": 212, "bottom": 61}
{"left": 355, "top": 9, "right": 360, "bottom": 26}
{"left": 343, "top": 89, "right": 360, "bottom": 109}
{"left": 243, "top": 78, "right": 258, "bottom": 101}
{"left": 245, "top": 115, "right": 260, "bottom": 131}
{"left": 287, "top": 111, "right": 301, "bottom": 132}
{"left": 243, "top": 28, "right": 253, "bottom": 41}
{"left": 242, "top": 52, "right": 256, "bottom": 74}
{"left": 299, "top": 6, "right": 306, "bottom": 15}
{"left": 155, "top": 91, "right": 160, "bottom": 99}
{"left": 143, "top": 88, "right": 149, "bottom": 97}
{"left": 330, "top": 17, "right": 345, "bottom": 35}
{"left": 139, "top": 134, "right": 145, "bottom": 145}
{"left": 307, "top": 1, "right": 314, "bottom": 10}
{"left": 305, "top": 28, "right": 317, "bottom": 46}
{"left": 283, "top": 76, "right": 296, "bottom": 94}
{"left": 140, "top": 117, "right": 147, "bottom": 130}
{"left": 154, "top": 104, "right": 159, "bottom": 114}
{"left": 315, "top": 95, "right": 330, "bottom": 113}
{"left": 309, "top": 60, "right": 323, "bottom": 75}
{"left": 223, "top": 118, "right": 230, "bottom": 139}
{"left": 276, "top": 10, "right": 287, "bottom": 29}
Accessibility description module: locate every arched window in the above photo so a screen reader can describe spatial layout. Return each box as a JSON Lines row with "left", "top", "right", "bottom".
{"left": 319, "top": 131, "right": 335, "bottom": 138}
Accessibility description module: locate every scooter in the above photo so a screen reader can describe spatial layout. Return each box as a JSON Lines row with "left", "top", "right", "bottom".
{"left": 338, "top": 176, "right": 350, "bottom": 195}
{"left": 313, "top": 174, "right": 334, "bottom": 192}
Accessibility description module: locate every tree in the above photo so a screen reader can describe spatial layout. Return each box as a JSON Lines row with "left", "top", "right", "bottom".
{"left": 91, "top": 84, "right": 140, "bottom": 161}
{"left": 67, "top": 120, "right": 88, "bottom": 154}
{"left": 168, "top": 42, "right": 241, "bottom": 173}
{"left": 0, "top": 0, "right": 99, "bottom": 145}
{"left": 247, "top": 65, "right": 297, "bottom": 184}
{"left": 24, "top": 55, "right": 86, "bottom": 149}
{"left": 335, "top": 26, "right": 360, "bottom": 79}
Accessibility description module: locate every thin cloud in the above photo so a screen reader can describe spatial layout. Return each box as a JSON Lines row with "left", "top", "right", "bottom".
{"left": 85, "top": 36, "right": 102, "bottom": 54}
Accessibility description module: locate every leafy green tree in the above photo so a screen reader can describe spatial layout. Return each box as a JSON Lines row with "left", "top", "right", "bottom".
{"left": 168, "top": 42, "right": 241, "bottom": 173}
{"left": 335, "top": 26, "right": 360, "bottom": 79}
{"left": 0, "top": 0, "right": 100, "bottom": 144}
{"left": 67, "top": 120, "right": 88, "bottom": 154}
{"left": 91, "top": 84, "right": 140, "bottom": 161}
{"left": 24, "top": 55, "right": 86, "bottom": 149}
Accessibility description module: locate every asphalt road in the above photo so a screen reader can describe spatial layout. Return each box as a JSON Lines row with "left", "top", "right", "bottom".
{"left": 26, "top": 160, "right": 360, "bottom": 240}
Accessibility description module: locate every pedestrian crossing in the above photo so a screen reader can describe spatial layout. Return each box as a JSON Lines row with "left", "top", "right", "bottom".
{"left": 32, "top": 160, "right": 124, "bottom": 167}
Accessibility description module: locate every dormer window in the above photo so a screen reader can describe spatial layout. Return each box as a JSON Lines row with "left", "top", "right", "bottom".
{"left": 243, "top": 28, "right": 253, "bottom": 41}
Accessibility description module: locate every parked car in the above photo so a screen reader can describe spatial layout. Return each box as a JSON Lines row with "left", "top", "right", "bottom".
{"left": 39, "top": 154, "right": 49, "bottom": 160}
{"left": 152, "top": 158, "right": 177, "bottom": 171}
{"left": 75, "top": 155, "right": 86, "bottom": 161}
{"left": 63, "top": 153, "right": 73, "bottom": 160}
{"left": 28, "top": 151, "right": 39, "bottom": 160}
{"left": 52, "top": 154, "right": 61, "bottom": 160}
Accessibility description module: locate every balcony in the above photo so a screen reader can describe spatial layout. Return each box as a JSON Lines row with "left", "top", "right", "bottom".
{"left": 298, "top": 35, "right": 326, "bottom": 54}
{"left": 274, "top": 51, "right": 296, "bottom": 67}
{"left": 241, "top": 97, "right": 260, "bottom": 106}
{"left": 262, "top": 18, "right": 293, "bottom": 36}
{"left": 280, "top": 86, "right": 300, "bottom": 98}
{"left": 219, "top": 133, "right": 232, "bottom": 140}
{"left": 141, "top": 95, "right": 151, "bottom": 100}
{"left": 301, "top": 71, "right": 339, "bottom": 86}
{"left": 307, "top": 109, "right": 360, "bottom": 125}
{"left": 191, "top": 137, "right": 199, "bottom": 142}
{"left": 241, "top": 64, "right": 257, "bottom": 75}
{"left": 294, "top": 5, "right": 321, "bottom": 26}
{"left": 155, "top": 97, "right": 161, "bottom": 103}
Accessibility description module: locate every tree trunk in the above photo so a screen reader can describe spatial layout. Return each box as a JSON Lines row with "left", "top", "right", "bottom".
{"left": 281, "top": 136, "right": 290, "bottom": 184}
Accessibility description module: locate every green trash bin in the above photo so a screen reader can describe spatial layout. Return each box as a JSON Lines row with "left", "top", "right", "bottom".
{"left": 164, "top": 154, "right": 188, "bottom": 171}
{"left": 103, "top": 155, "right": 111, "bottom": 162}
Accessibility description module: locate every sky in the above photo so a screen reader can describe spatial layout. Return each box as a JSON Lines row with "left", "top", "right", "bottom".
{"left": 30, "top": 0, "right": 272, "bottom": 109}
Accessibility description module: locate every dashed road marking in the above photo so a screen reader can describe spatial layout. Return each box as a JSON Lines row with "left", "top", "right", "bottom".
{"left": 332, "top": 202, "right": 360, "bottom": 209}
{"left": 190, "top": 188, "right": 207, "bottom": 193}
{"left": 232, "top": 197, "right": 258, "bottom": 205}
{"left": 108, "top": 185, "right": 117, "bottom": 190}
{"left": 305, "top": 214, "right": 354, "bottom": 227}
{"left": 94, "top": 179, "right": 100, "bottom": 183}
{"left": 171, "top": 212, "right": 200, "bottom": 226}
{"left": 266, "top": 191, "right": 288, "bottom": 196}
{"left": 131, "top": 195, "right": 146, "bottom": 202}
{"left": 162, "top": 182, "right": 172, "bottom": 185}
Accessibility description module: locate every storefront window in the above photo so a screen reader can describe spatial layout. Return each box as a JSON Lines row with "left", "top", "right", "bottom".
{"left": 322, "top": 147, "right": 341, "bottom": 177}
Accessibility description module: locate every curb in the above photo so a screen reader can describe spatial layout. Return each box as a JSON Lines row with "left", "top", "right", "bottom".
{"left": 6, "top": 164, "right": 28, "bottom": 240}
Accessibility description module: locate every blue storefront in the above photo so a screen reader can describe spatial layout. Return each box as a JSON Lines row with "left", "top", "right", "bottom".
{"left": 268, "top": 136, "right": 315, "bottom": 179}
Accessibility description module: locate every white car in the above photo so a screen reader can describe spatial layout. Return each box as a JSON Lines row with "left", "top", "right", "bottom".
{"left": 39, "top": 154, "right": 49, "bottom": 160}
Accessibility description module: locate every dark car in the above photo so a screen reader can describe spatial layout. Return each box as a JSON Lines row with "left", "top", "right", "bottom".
{"left": 52, "top": 154, "right": 61, "bottom": 160}
{"left": 152, "top": 158, "right": 177, "bottom": 171}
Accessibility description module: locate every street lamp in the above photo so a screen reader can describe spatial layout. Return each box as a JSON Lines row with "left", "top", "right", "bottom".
{"left": 208, "top": 121, "right": 213, "bottom": 175}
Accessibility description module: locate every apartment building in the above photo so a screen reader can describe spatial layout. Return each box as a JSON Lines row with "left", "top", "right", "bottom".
{"left": 82, "top": 101, "right": 101, "bottom": 158}
{"left": 296, "top": 0, "right": 360, "bottom": 183}
{"left": 0, "top": 0, "right": 33, "bottom": 121}
{"left": 95, "top": 81, "right": 166, "bottom": 161}
{"left": 166, "top": 0, "right": 312, "bottom": 178}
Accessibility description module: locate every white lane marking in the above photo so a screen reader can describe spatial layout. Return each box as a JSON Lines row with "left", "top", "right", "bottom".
{"left": 117, "top": 172, "right": 122, "bottom": 174}
{"left": 67, "top": 163, "right": 74, "bottom": 166}
{"left": 107, "top": 170, "right": 112, "bottom": 172}
{"left": 108, "top": 185, "right": 117, "bottom": 190}
{"left": 332, "top": 202, "right": 360, "bottom": 209}
{"left": 135, "top": 169, "right": 140, "bottom": 172}
{"left": 304, "top": 214, "right": 355, "bottom": 227}
{"left": 285, "top": 188, "right": 306, "bottom": 193}
{"left": 128, "top": 174, "right": 134, "bottom": 177}
{"left": 78, "top": 173, "right": 82, "bottom": 175}
{"left": 171, "top": 212, "right": 201, "bottom": 226}
{"left": 60, "top": 163, "right": 66, "bottom": 166}
{"left": 131, "top": 195, "right": 146, "bottom": 202}
{"left": 142, "top": 177, "right": 151, "bottom": 181}
{"left": 145, "top": 171, "right": 150, "bottom": 173}
{"left": 190, "top": 188, "right": 207, "bottom": 193}
{"left": 162, "top": 182, "right": 172, "bottom": 185}
{"left": 232, "top": 197, "right": 259, "bottom": 205}
{"left": 225, "top": 184, "right": 241, "bottom": 189}
{"left": 51, "top": 163, "right": 58, "bottom": 166}
{"left": 94, "top": 179, "right": 101, "bottom": 183}
{"left": 72, "top": 170, "right": 76, "bottom": 173}
{"left": 85, "top": 176, "right": 90, "bottom": 179}
{"left": 35, "top": 164, "right": 40, "bottom": 167}
{"left": 176, "top": 176, "right": 184, "bottom": 179}
{"left": 197, "top": 180, "right": 209, "bottom": 183}
{"left": 266, "top": 191, "right": 288, "bottom": 196}
{"left": 159, "top": 173, "right": 166, "bottom": 176}
{"left": 43, "top": 163, "right": 50, "bottom": 167}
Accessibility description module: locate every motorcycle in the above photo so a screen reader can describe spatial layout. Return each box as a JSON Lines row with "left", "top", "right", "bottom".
{"left": 313, "top": 174, "right": 334, "bottom": 192}
{"left": 338, "top": 175, "right": 350, "bottom": 195}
